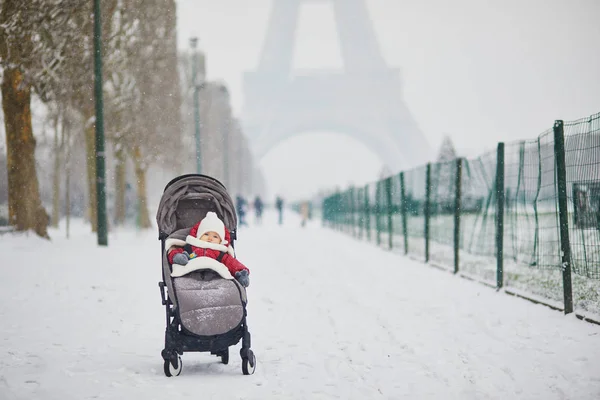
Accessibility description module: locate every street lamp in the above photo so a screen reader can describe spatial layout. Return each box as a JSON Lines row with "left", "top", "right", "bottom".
{"left": 220, "top": 85, "right": 230, "bottom": 189}
{"left": 222, "top": 116, "right": 229, "bottom": 188}
{"left": 190, "top": 37, "right": 202, "bottom": 174}
{"left": 94, "top": 0, "right": 108, "bottom": 245}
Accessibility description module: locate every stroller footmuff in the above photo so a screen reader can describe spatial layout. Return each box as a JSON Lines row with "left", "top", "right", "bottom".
{"left": 156, "top": 174, "right": 256, "bottom": 376}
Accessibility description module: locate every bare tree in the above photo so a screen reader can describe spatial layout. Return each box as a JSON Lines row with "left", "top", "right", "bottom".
{"left": 119, "top": 0, "right": 181, "bottom": 229}
{"left": 102, "top": 1, "right": 140, "bottom": 226}
{"left": 0, "top": 0, "right": 59, "bottom": 237}
{"left": 432, "top": 135, "right": 459, "bottom": 211}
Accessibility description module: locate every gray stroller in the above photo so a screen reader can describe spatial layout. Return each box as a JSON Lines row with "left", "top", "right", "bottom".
{"left": 156, "top": 174, "right": 256, "bottom": 377}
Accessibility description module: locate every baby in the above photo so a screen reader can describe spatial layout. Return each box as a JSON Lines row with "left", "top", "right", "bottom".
{"left": 166, "top": 212, "right": 250, "bottom": 287}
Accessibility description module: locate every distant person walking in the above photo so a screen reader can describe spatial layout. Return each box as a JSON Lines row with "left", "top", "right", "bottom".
{"left": 253, "top": 196, "right": 264, "bottom": 224}
{"left": 236, "top": 195, "right": 248, "bottom": 227}
{"left": 300, "top": 201, "right": 310, "bottom": 228}
{"left": 275, "top": 196, "right": 284, "bottom": 225}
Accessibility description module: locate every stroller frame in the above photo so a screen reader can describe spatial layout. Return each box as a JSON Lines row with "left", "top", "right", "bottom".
{"left": 156, "top": 174, "right": 256, "bottom": 376}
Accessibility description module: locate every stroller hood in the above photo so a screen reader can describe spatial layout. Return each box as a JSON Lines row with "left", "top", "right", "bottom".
{"left": 156, "top": 174, "right": 238, "bottom": 237}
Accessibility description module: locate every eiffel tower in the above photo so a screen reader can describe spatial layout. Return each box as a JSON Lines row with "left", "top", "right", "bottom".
{"left": 241, "top": 0, "right": 431, "bottom": 171}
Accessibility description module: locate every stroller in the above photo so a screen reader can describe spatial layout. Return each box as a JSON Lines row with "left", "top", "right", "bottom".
{"left": 156, "top": 174, "right": 256, "bottom": 377}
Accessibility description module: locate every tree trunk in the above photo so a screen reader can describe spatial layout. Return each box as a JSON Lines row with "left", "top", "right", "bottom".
{"left": 62, "top": 114, "right": 72, "bottom": 238}
{"left": 65, "top": 162, "right": 70, "bottom": 239}
{"left": 84, "top": 111, "right": 98, "bottom": 232}
{"left": 114, "top": 147, "right": 126, "bottom": 226}
{"left": 51, "top": 115, "right": 61, "bottom": 227}
{"left": 132, "top": 146, "right": 152, "bottom": 229}
{"left": 1, "top": 68, "right": 49, "bottom": 238}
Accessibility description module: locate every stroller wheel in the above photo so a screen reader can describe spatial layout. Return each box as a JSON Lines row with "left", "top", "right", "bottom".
{"left": 163, "top": 355, "right": 182, "bottom": 377}
{"left": 220, "top": 348, "right": 229, "bottom": 365}
{"left": 241, "top": 350, "right": 256, "bottom": 375}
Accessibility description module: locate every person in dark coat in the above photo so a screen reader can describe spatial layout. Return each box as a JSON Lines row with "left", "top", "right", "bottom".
{"left": 275, "top": 196, "right": 284, "bottom": 225}
{"left": 236, "top": 195, "right": 248, "bottom": 227}
{"left": 253, "top": 196, "right": 264, "bottom": 224}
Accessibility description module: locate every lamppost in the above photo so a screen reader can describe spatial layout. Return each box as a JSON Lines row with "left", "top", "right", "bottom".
{"left": 220, "top": 86, "right": 230, "bottom": 189}
{"left": 190, "top": 37, "right": 202, "bottom": 174}
{"left": 222, "top": 116, "right": 229, "bottom": 188}
{"left": 93, "top": 0, "right": 108, "bottom": 245}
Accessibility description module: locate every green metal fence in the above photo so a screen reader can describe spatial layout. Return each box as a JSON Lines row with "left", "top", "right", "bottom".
{"left": 564, "top": 115, "right": 600, "bottom": 279}
{"left": 322, "top": 112, "right": 600, "bottom": 317}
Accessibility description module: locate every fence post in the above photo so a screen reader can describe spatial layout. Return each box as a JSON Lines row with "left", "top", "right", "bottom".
{"left": 328, "top": 195, "right": 332, "bottom": 228}
{"left": 338, "top": 193, "right": 342, "bottom": 231}
{"left": 425, "top": 163, "right": 431, "bottom": 262}
{"left": 340, "top": 192, "right": 345, "bottom": 232}
{"left": 400, "top": 172, "right": 409, "bottom": 254}
{"left": 347, "top": 191, "right": 351, "bottom": 233}
{"left": 328, "top": 195, "right": 332, "bottom": 229}
{"left": 334, "top": 193, "right": 340, "bottom": 231}
{"left": 325, "top": 197, "right": 330, "bottom": 227}
{"left": 365, "top": 184, "right": 371, "bottom": 242}
{"left": 350, "top": 191, "right": 353, "bottom": 234}
{"left": 353, "top": 188, "right": 358, "bottom": 238}
{"left": 340, "top": 192, "right": 344, "bottom": 232}
{"left": 454, "top": 158, "right": 463, "bottom": 274}
{"left": 376, "top": 180, "right": 382, "bottom": 246}
{"left": 385, "top": 176, "right": 393, "bottom": 249}
{"left": 339, "top": 192, "right": 343, "bottom": 232}
{"left": 553, "top": 120, "right": 573, "bottom": 314}
{"left": 495, "top": 143, "right": 505, "bottom": 289}
{"left": 346, "top": 191, "right": 350, "bottom": 234}
{"left": 358, "top": 188, "right": 363, "bottom": 239}
{"left": 349, "top": 187, "right": 355, "bottom": 237}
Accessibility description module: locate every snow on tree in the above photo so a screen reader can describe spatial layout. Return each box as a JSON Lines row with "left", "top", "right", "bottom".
{"left": 0, "top": 0, "right": 87, "bottom": 237}
{"left": 431, "top": 135, "right": 459, "bottom": 213}
{"left": 436, "top": 135, "right": 458, "bottom": 162}
{"left": 1, "top": 0, "right": 259, "bottom": 234}
{"left": 111, "top": 0, "right": 181, "bottom": 229}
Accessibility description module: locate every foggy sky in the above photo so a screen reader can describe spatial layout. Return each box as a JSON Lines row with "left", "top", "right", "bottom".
{"left": 176, "top": 0, "right": 600, "bottom": 201}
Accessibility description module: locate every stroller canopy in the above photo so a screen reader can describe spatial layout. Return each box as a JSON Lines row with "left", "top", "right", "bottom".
{"left": 156, "top": 174, "right": 237, "bottom": 238}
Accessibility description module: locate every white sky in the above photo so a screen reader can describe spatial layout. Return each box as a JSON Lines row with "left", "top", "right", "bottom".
{"left": 175, "top": 0, "right": 600, "bottom": 201}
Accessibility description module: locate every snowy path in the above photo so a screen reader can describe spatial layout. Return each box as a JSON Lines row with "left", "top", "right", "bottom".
{"left": 1, "top": 211, "right": 599, "bottom": 399}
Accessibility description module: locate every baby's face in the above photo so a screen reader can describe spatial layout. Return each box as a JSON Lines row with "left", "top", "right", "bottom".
{"left": 200, "top": 231, "right": 222, "bottom": 244}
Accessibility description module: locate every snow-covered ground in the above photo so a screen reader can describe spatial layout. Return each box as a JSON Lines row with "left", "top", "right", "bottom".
{"left": 1, "top": 210, "right": 599, "bottom": 399}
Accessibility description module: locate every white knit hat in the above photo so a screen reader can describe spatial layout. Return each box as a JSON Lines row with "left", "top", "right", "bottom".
{"left": 195, "top": 212, "right": 227, "bottom": 245}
